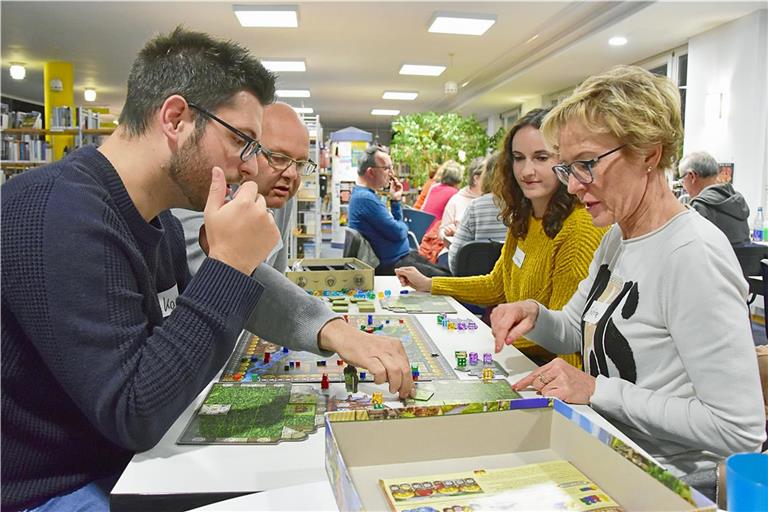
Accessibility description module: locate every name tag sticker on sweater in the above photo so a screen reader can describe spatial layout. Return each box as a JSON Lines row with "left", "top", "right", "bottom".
{"left": 513, "top": 247, "right": 526, "bottom": 268}
{"left": 158, "top": 284, "right": 179, "bottom": 318}
{"left": 583, "top": 301, "right": 609, "bottom": 324}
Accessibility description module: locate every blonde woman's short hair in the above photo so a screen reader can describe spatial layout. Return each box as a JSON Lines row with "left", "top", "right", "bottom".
{"left": 439, "top": 160, "right": 464, "bottom": 186}
{"left": 541, "top": 65, "right": 683, "bottom": 171}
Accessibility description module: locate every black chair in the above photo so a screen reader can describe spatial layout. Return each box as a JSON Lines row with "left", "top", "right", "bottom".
{"left": 402, "top": 209, "right": 436, "bottom": 244}
{"left": 734, "top": 244, "right": 768, "bottom": 304}
{"left": 453, "top": 240, "right": 503, "bottom": 277}
{"left": 343, "top": 227, "right": 363, "bottom": 258}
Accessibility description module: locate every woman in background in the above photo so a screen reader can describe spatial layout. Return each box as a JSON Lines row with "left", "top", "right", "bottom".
{"left": 398, "top": 108, "right": 606, "bottom": 367}
{"left": 446, "top": 152, "right": 507, "bottom": 274}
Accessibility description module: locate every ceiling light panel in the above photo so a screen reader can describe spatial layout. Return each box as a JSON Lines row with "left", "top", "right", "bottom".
{"left": 371, "top": 109, "right": 400, "bottom": 116}
{"left": 428, "top": 12, "right": 496, "bottom": 36}
{"left": 382, "top": 91, "right": 418, "bottom": 101}
{"left": 234, "top": 5, "right": 299, "bottom": 28}
{"left": 293, "top": 107, "right": 314, "bottom": 114}
{"left": 276, "top": 89, "right": 310, "bottom": 98}
{"left": 609, "top": 36, "right": 628, "bottom": 46}
{"left": 399, "top": 64, "right": 446, "bottom": 77}
{"left": 261, "top": 59, "right": 306, "bottom": 72}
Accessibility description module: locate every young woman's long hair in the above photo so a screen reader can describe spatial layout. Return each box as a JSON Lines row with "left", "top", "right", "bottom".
{"left": 492, "top": 108, "right": 577, "bottom": 239}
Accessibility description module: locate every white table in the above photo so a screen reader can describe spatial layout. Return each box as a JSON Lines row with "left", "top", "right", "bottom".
{"left": 111, "top": 277, "right": 643, "bottom": 511}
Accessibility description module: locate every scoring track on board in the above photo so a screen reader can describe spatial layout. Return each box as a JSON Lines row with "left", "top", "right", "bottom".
{"left": 221, "top": 314, "right": 456, "bottom": 383}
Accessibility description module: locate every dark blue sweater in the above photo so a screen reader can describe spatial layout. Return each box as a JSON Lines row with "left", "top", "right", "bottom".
{"left": 1, "top": 146, "right": 263, "bottom": 510}
{"left": 348, "top": 186, "right": 409, "bottom": 266}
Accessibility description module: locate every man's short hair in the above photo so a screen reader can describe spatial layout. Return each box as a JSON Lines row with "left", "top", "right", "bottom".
{"left": 118, "top": 26, "right": 276, "bottom": 137}
{"left": 358, "top": 145, "right": 388, "bottom": 176}
{"left": 680, "top": 151, "right": 719, "bottom": 179}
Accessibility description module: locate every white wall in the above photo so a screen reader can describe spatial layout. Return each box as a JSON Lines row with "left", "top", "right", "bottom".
{"left": 684, "top": 8, "right": 768, "bottom": 216}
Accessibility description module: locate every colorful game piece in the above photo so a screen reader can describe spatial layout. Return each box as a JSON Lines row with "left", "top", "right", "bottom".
{"left": 483, "top": 353, "right": 493, "bottom": 365}
{"left": 371, "top": 391, "right": 384, "bottom": 409}
{"left": 482, "top": 367, "right": 494, "bottom": 381}
{"left": 282, "top": 346, "right": 289, "bottom": 354}
{"left": 365, "top": 326, "right": 375, "bottom": 333}
{"left": 343, "top": 314, "right": 349, "bottom": 322}
{"left": 233, "top": 372, "right": 243, "bottom": 381}
{"left": 377, "top": 291, "right": 384, "bottom": 299}
{"left": 411, "top": 363, "right": 420, "bottom": 381}
{"left": 437, "top": 314, "right": 444, "bottom": 324}
{"left": 455, "top": 351, "right": 468, "bottom": 370}
{"left": 289, "top": 361, "right": 295, "bottom": 368}
{"left": 399, "top": 289, "right": 409, "bottom": 295}
{"left": 359, "top": 371, "right": 367, "bottom": 380}
{"left": 284, "top": 364, "right": 290, "bottom": 371}
{"left": 337, "top": 359, "right": 344, "bottom": 366}
{"left": 384, "top": 289, "right": 392, "bottom": 297}
{"left": 263, "top": 352, "right": 271, "bottom": 364}
{"left": 467, "top": 321, "right": 478, "bottom": 330}
{"left": 295, "top": 361, "right": 301, "bottom": 369}
{"left": 469, "top": 352, "right": 479, "bottom": 366}
{"left": 320, "top": 373, "right": 330, "bottom": 390}
{"left": 343, "top": 364, "right": 359, "bottom": 394}
{"left": 367, "top": 314, "right": 373, "bottom": 325}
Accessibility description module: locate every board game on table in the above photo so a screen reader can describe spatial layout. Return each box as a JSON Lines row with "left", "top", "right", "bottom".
{"left": 221, "top": 314, "right": 456, "bottom": 383}
{"left": 178, "top": 383, "right": 326, "bottom": 445}
{"left": 380, "top": 293, "right": 457, "bottom": 314}
{"left": 406, "top": 379, "right": 520, "bottom": 406}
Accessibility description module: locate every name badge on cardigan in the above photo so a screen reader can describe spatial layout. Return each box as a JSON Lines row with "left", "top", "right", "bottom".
{"left": 583, "top": 301, "right": 609, "bottom": 324}
{"left": 513, "top": 246, "right": 525, "bottom": 268}
{"left": 158, "top": 284, "right": 179, "bottom": 318}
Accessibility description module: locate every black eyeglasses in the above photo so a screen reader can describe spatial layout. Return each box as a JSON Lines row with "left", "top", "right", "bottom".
{"left": 552, "top": 145, "right": 626, "bottom": 185}
{"left": 188, "top": 102, "right": 262, "bottom": 162}
{"left": 261, "top": 147, "right": 318, "bottom": 176}
{"left": 371, "top": 165, "right": 393, "bottom": 172}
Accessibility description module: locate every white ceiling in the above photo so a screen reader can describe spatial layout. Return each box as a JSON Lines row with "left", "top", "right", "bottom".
{"left": 2, "top": 1, "right": 765, "bottom": 135}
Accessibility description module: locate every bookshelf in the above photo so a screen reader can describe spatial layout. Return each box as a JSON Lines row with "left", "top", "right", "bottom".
{"left": 2, "top": 105, "right": 114, "bottom": 179}
{"left": 288, "top": 114, "right": 323, "bottom": 260}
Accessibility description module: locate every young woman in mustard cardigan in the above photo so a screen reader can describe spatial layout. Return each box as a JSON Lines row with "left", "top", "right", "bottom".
{"left": 396, "top": 108, "right": 606, "bottom": 367}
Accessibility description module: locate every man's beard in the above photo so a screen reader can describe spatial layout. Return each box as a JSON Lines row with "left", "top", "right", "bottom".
{"left": 167, "top": 131, "right": 212, "bottom": 211}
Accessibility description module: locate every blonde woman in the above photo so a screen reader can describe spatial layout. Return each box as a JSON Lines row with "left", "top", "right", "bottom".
{"left": 496, "top": 66, "right": 764, "bottom": 477}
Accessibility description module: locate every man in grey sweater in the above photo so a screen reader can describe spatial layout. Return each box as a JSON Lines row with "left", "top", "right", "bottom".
{"left": 174, "top": 103, "right": 413, "bottom": 397}
{"left": 680, "top": 151, "right": 751, "bottom": 245}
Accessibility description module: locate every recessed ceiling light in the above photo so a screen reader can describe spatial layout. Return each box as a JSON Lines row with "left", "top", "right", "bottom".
{"left": 261, "top": 59, "right": 306, "bottom": 72}
{"left": 525, "top": 34, "right": 540, "bottom": 45}
{"left": 233, "top": 5, "right": 298, "bottom": 28}
{"left": 428, "top": 12, "right": 496, "bottom": 36}
{"left": 609, "top": 36, "right": 628, "bottom": 46}
{"left": 399, "top": 64, "right": 446, "bottom": 77}
{"left": 461, "top": 81, "right": 471, "bottom": 88}
{"left": 371, "top": 109, "right": 400, "bottom": 116}
{"left": 9, "top": 63, "right": 26, "bottom": 80}
{"left": 84, "top": 88, "right": 97, "bottom": 102}
{"left": 276, "top": 89, "right": 310, "bottom": 98}
{"left": 382, "top": 91, "right": 418, "bottom": 101}
{"left": 293, "top": 107, "right": 314, "bottom": 114}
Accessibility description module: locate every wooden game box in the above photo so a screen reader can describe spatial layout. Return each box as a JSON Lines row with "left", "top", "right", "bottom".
{"left": 285, "top": 258, "right": 374, "bottom": 292}
{"left": 324, "top": 398, "right": 715, "bottom": 511}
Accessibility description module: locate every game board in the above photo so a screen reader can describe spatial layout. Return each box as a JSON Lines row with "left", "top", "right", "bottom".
{"left": 221, "top": 315, "right": 456, "bottom": 383}
{"left": 380, "top": 293, "right": 457, "bottom": 314}
{"left": 405, "top": 379, "right": 520, "bottom": 406}
{"left": 178, "top": 383, "right": 326, "bottom": 445}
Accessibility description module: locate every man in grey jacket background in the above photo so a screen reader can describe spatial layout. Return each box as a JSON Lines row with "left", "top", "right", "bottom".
{"left": 680, "top": 151, "right": 751, "bottom": 245}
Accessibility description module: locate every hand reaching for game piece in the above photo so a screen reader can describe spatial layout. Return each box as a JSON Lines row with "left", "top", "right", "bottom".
{"left": 490, "top": 300, "right": 540, "bottom": 353}
{"left": 511, "top": 358, "right": 595, "bottom": 404}
{"left": 394, "top": 266, "right": 432, "bottom": 292}
{"left": 318, "top": 318, "right": 414, "bottom": 398}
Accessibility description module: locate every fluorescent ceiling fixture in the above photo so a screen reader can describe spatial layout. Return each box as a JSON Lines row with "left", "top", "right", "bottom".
{"left": 9, "top": 63, "right": 25, "bottom": 80}
{"left": 399, "top": 64, "right": 446, "bottom": 76}
{"left": 382, "top": 91, "right": 418, "bottom": 101}
{"left": 293, "top": 107, "right": 314, "bottom": 114}
{"left": 428, "top": 12, "right": 496, "bottom": 36}
{"left": 371, "top": 109, "right": 400, "bottom": 116}
{"left": 609, "top": 36, "right": 628, "bottom": 46}
{"left": 276, "top": 89, "right": 310, "bottom": 98}
{"left": 84, "top": 88, "right": 97, "bottom": 102}
{"left": 261, "top": 59, "right": 306, "bottom": 72}
{"left": 233, "top": 5, "right": 298, "bottom": 28}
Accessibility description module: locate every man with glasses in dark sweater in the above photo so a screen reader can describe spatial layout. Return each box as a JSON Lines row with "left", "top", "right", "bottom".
{"left": 1, "top": 28, "right": 412, "bottom": 512}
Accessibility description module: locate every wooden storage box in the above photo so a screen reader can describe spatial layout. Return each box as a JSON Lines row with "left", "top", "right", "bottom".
{"left": 285, "top": 258, "right": 374, "bottom": 292}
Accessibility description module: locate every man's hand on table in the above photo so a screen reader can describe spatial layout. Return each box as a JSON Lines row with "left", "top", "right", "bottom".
{"left": 317, "top": 318, "right": 414, "bottom": 398}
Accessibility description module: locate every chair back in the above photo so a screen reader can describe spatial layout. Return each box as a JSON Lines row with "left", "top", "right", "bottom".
{"left": 343, "top": 227, "right": 362, "bottom": 258}
{"left": 402, "top": 209, "right": 436, "bottom": 244}
{"left": 734, "top": 243, "right": 768, "bottom": 277}
{"left": 454, "top": 240, "right": 503, "bottom": 277}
